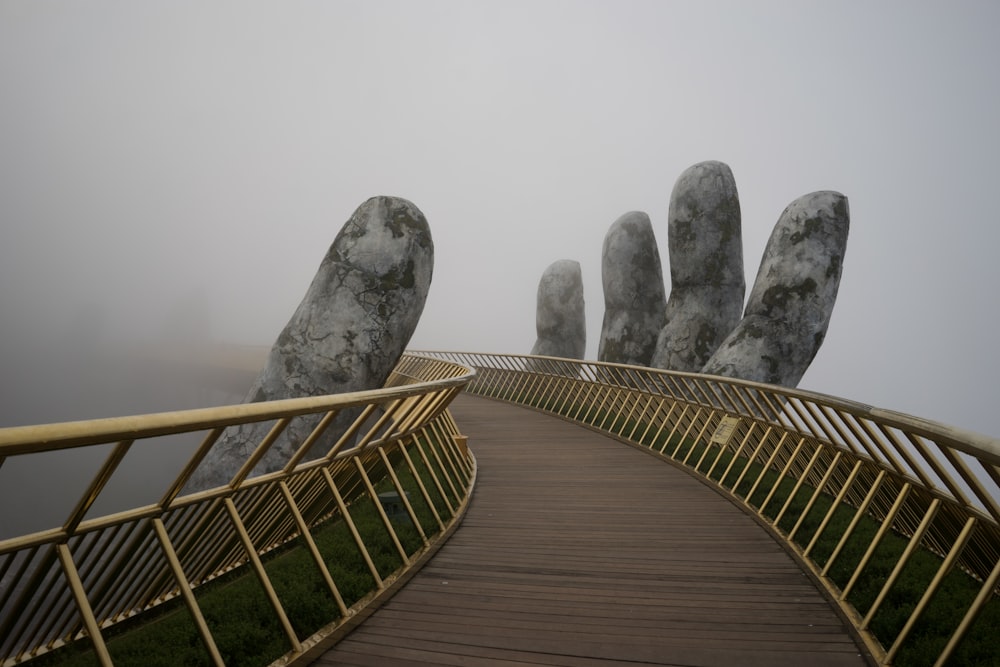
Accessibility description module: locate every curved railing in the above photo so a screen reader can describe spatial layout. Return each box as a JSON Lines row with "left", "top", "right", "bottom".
{"left": 0, "top": 354, "right": 476, "bottom": 667}
{"left": 418, "top": 351, "right": 1000, "bottom": 667}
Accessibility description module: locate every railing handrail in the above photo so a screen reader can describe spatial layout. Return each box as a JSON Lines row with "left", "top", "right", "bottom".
{"left": 0, "top": 364, "right": 471, "bottom": 456}
{"left": 417, "top": 350, "right": 1000, "bottom": 465}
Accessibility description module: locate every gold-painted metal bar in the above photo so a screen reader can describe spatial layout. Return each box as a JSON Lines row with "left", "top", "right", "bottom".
{"left": 860, "top": 498, "right": 941, "bottom": 630}
{"left": 277, "top": 481, "right": 349, "bottom": 616}
{"left": 569, "top": 379, "right": 598, "bottom": 422}
{"left": 0, "top": 547, "right": 56, "bottom": 645}
{"left": 96, "top": 521, "right": 160, "bottom": 619}
{"left": 703, "top": 381, "right": 729, "bottom": 414}
{"left": 354, "top": 458, "right": 410, "bottom": 565}
{"left": 55, "top": 544, "right": 112, "bottom": 667}
{"left": 934, "top": 554, "right": 1000, "bottom": 666}
{"left": 166, "top": 499, "right": 224, "bottom": 589}
{"left": 657, "top": 404, "right": 690, "bottom": 455}
{"left": 727, "top": 428, "right": 773, "bottom": 494}
{"left": 750, "top": 389, "right": 783, "bottom": 424}
{"left": 906, "top": 433, "right": 971, "bottom": 507}
{"left": 869, "top": 420, "right": 931, "bottom": 486}
{"left": 719, "top": 425, "right": 767, "bottom": 490}
{"left": 436, "top": 420, "right": 471, "bottom": 487}
{"left": 841, "top": 483, "right": 912, "bottom": 601}
{"left": 597, "top": 388, "right": 622, "bottom": 432}
{"left": 427, "top": 421, "right": 465, "bottom": 487}
{"left": 641, "top": 401, "right": 675, "bottom": 449}
{"left": 387, "top": 394, "right": 431, "bottom": 443}
{"left": 223, "top": 498, "right": 301, "bottom": 653}
{"left": 228, "top": 417, "right": 293, "bottom": 489}
{"left": 282, "top": 409, "right": 340, "bottom": 473}
{"left": 782, "top": 397, "right": 813, "bottom": 435}
{"left": 534, "top": 373, "right": 559, "bottom": 412}
{"left": 817, "top": 405, "right": 869, "bottom": 460}
{"left": 410, "top": 438, "right": 455, "bottom": 515}
{"left": 765, "top": 447, "right": 824, "bottom": 526}
{"left": 538, "top": 372, "right": 562, "bottom": 413}
{"left": 706, "top": 421, "right": 753, "bottom": 483}
{"left": 744, "top": 433, "right": 791, "bottom": 506}
{"left": 151, "top": 518, "right": 225, "bottom": 666}
{"left": 787, "top": 451, "right": 844, "bottom": 542}
{"left": 727, "top": 385, "right": 758, "bottom": 423}
{"left": 680, "top": 410, "right": 715, "bottom": 466}
{"left": 399, "top": 438, "right": 444, "bottom": 530}
{"left": 352, "top": 400, "right": 405, "bottom": 453}
{"left": 63, "top": 440, "right": 134, "bottom": 535}
{"left": 822, "top": 469, "right": 887, "bottom": 577}
{"left": 938, "top": 446, "right": 1000, "bottom": 524}
{"left": 24, "top": 543, "right": 81, "bottom": 658}
{"left": 758, "top": 438, "right": 806, "bottom": 516}
{"left": 378, "top": 447, "right": 428, "bottom": 544}
{"left": 417, "top": 438, "right": 462, "bottom": 513}
{"left": 886, "top": 515, "right": 977, "bottom": 663}
{"left": 320, "top": 467, "right": 383, "bottom": 588}
{"left": 325, "top": 404, "right": 378, "bottom": 459}
{"left": 625, "top": 393, "right": 655, "bottom": 442}
{"left": 581, "top": 384, "right": 610, "bottom": 427}
{"left": 802, "top": 402, "right": 851, "bottom": 456}
{"left": 803, "top": 460, "right": 863, "bottom": 557}
{"left": 161, "top": 427, "right": 225, "bottom": 508}
{"left": 74, "top": 526, "right": 128, "bottom": 622}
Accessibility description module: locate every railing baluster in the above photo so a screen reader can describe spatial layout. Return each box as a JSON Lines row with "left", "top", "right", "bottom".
{"left": 886, "top": 516, "right": 977, "bottom": 663}
{"left": 861, "top": 498, "right": 942, "bottom": 630}
{"left": 152, "top": 518, "right": 225, "bottom": 666}
{"left": 55, "top": 544, "right": 111, "bottom": 667}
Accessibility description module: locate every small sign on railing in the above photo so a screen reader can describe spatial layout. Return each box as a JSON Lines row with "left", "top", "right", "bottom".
{"left": 710, "top": 416, "right": 741, "bottom": 446}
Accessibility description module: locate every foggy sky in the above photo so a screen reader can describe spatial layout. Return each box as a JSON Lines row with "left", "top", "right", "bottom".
{"left": 1, "top": 1, "right": 999, "bottom": 438}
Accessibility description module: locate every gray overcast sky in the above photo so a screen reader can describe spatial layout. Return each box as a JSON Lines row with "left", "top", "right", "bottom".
{"left": 1, "top": 1, "right": 998, "bottom": 437}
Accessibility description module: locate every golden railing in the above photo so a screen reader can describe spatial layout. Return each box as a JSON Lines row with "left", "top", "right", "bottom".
{"left": 418, "top": 351, "right": 1000, "bottom": 667}
{"left": 0, "top": 354, "right": 476, "bottom": 667}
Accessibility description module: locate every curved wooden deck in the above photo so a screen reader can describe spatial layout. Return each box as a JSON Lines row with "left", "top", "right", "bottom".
{"left": 314, "top": 395, "right": 869, "bottom": 667}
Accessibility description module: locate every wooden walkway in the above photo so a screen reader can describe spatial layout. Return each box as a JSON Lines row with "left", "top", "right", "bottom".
{"left": 314, "top": 395, "right": 868, "bottom": 667}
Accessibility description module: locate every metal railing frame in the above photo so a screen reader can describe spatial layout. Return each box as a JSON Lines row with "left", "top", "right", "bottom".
{"left": 0, "top": 354, "right": 476, "bottom": 667}
{"left": 419, "top": 351, "right": 1000, "bottom": 667}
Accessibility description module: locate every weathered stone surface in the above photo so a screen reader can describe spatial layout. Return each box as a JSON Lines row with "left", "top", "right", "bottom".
{"left": 598, "top": 211, "right": 667, "bottom": 366}
{"left": 188, "top": 196, "right": 433, "bottom": 491}
{"left": 702, "top": 191, "right": 849, "bottom": 387}
{"left": 530, "top": 259, "right": 586, "bottom": 359}
{"left": 651, "top": 161, "right": 745, "bottom": 372}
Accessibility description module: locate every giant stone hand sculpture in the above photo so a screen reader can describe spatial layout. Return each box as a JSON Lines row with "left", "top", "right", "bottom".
{"left": 187, "top": 195, "right": 433, "bottom": 492}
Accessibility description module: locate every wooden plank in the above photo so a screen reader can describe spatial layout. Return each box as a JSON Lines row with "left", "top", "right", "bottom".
{"left": 314, "top": 395, "right": 868, "bottom": 667}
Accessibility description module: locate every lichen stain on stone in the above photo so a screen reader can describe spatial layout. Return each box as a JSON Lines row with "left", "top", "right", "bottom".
{"left": 694, "top": 322, "right": 717, "bottom": 362}
{"left": 731, "top": 322, "right": 764, "bottom": 344}
{"left": 826, "top": 254, "right": 842, "bottom": 279}
{"left": 789, "top": 216, "right": 822, "bottom": 244}
{"left": 760, "top": 355, "right": 780, "bottom": 383}
{"left": 672, "top": 218, "right": 697, "bottom": 246}
{"left": 387, "top": 209, "right": 419, "bottom": 239}
{"left": 832, "top": 195, "right": 848, "bottom": 220}
{"left": 761, "top": 278, "right": 818, "bottom": 314}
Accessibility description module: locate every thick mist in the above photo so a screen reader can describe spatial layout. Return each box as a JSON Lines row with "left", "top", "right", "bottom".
{"left": 1, "top": 0, "right": 998, "bottom": 445}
